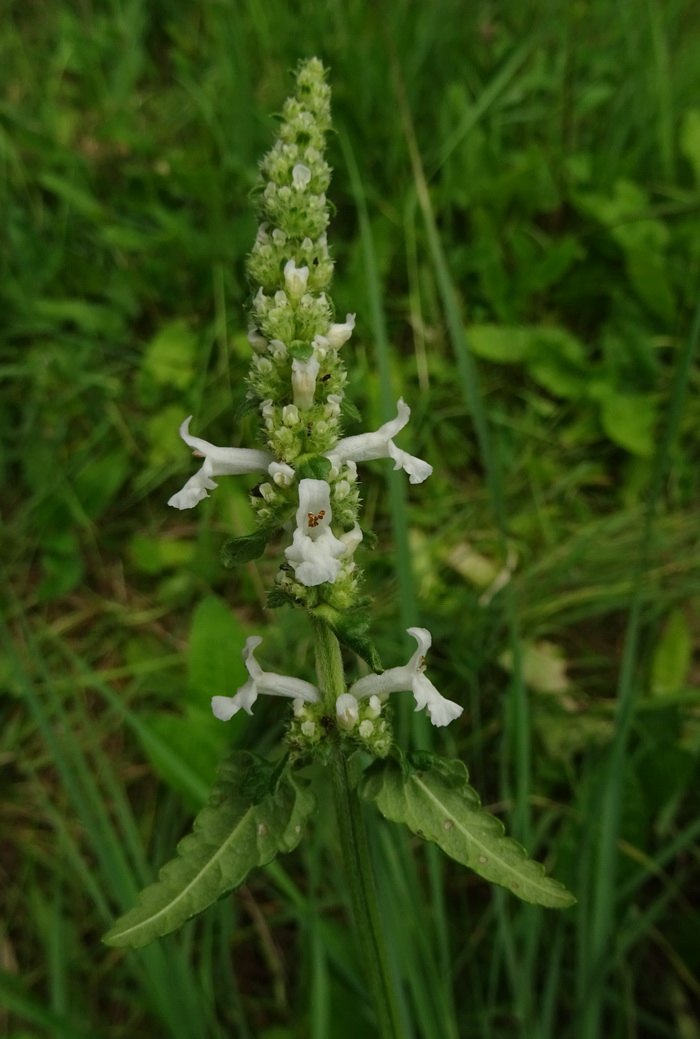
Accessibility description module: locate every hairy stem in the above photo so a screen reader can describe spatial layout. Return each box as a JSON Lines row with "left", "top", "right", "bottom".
{"left": 311, "top": 617, "right": 406, "bottom": 1039}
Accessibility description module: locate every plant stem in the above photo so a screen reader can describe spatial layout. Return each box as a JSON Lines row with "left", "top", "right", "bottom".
{"left": 311, "top": 618, "right": 406, "bottom": 1039}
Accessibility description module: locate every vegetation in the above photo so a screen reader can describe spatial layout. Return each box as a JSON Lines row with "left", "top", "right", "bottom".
{"left": 2, "top": 1, "right": 699, "bottom": 1037}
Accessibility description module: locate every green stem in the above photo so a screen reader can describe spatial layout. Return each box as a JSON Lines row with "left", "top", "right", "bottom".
{"left": 311, "top": 618, "right": 406, "bottom": 1039}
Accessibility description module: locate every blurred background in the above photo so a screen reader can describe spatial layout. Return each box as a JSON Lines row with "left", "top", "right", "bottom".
{"left": 2, "top": 0, "right": 700, "bottom": 1036}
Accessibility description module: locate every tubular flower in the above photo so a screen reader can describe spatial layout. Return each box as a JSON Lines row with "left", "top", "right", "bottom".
{"left": 211, "top": 636, "right": 320, "bottom": 721}
{"left": 284, "top": 479, "right": 348, "bottom": 587}
{"left": 349, "top": 627, "right": 463, "bottom": 728}
{"left": 326, "top": 399, "right": 433, "bottom": 485}
{"left": 168, "top": 417, "right": 273, "bottom": 510}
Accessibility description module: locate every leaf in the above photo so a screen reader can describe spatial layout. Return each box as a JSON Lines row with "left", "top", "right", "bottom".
{"left": 468, "top": 324, "right": 531, "bottom": 363}
{"left": 651, "top": 609, "right": 692, "bottom": 696}
{"left": 289, "top": 340, "right": 314, "bottom": 362}
{"left": 598, "top": 390, "right": 658, "bottom": 457}
{"left": 295, "top": 454, "right": 332, "bottom": 481}
{"left": 187, "top": 595, "right": 248, "bottom": 701}
{"left": 103, "top": 752, "right": 315, "bottom": 948}
{"left": 141, "top": 320, "right": 198, "bottom": 390}
{"left": 314, "top": 605, "right": 383, "bottom": 672}
{"left": 362, "top": 757, "right": 575, "bottom": 909}
{"left": 220, "top": 528, "right": 271, "bottom": 566}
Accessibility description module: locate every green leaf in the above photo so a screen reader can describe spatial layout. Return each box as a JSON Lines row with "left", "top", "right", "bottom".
{"left": 362, "top": 757, "right": 575, "bottom": 909}
{"left": 103, "top": 752, "right": 315, "bottom": 948}
{"left": 221, "top": 528, "right": 271, "bottom": 566}
{"left": 598, "top": 390, "right": 657, "bottom": 457}
{"left": 289, "top": 340, "right": 314, "bottom": 362}
{"left": 340, "top": 397, "right": 362, "bottom": 423}
{"left": 187, "top": 595, "right": 248, "bottom": 701}
{"left": 314, "top": 605, "right": 383, "bottom": 672}
{"left": 295, "top": 454, "right": 332, "bottom": 481}
{"left": 266, "top": 586, "right": 298, "bottom": 609}
{"left": 651, "top": 609, "right": 692, "bottom": 695}
{"left": 468, "top": 324, "right": 531, "bottom": 363}
{"left": 141, "top": 320, "right": 198, "bottom": 390}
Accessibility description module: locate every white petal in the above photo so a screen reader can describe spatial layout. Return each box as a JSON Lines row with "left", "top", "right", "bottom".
{"left": 326, "top": 313, "right": 356, "bottom": 349}
{"left": 292, "top": 355, "right": 320, "bottom": 409}
{"left": 284, "top": 259, "right": 309, "bottom": 298}
{"left": 387, "top": 443, "right": 433, "bottom": 484}
{"left": 242, "top": 636, "right": 264, "bottom": 679}
{"left": 292, "top": 163, "right": 312, "bottom": 189}
{"left": 211, "top": 678, "right": 258, "bottom": 720}
{"left": 167, "top": 467, "right": 218, "bottom": 510}
{"left": 411, "top": 674, "right": 463, "bottom": 727}
{"left": 268, "top": 461, "right": 296, "bottom": 487}
{"left": 336, "top": 693, "right": 359, "bottom": 730}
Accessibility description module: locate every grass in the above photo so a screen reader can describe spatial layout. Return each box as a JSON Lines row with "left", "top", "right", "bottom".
{"left": 2, "top": 0, "right": 700, "bottom": 1036}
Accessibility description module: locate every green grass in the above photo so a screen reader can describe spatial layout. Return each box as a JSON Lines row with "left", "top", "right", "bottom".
{"left": 3, "top": 0, "right": 700, "bottom": 1036}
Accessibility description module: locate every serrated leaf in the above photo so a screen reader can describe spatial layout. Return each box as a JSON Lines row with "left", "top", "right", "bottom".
{"left": 103, "top": 752, "right": 315, "bottom": 948}
{"left": 362, "top": 758, "right": 575, "bottom": 909}
{"left": 266, "top": 585, "right": 298, "bottom": 609}
{"left": 220, "top": 528, "right": 271, "bottom": 566}
{"left": 295, "top": 454, "right": 332, "bottom": 481}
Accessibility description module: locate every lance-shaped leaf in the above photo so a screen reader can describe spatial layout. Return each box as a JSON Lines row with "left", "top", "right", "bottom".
{"left": 361, "top": 755, "right": 575, "bottom": 909}
{"left": 103, "top": 751, "right": 315, "bottom": 948}
{"left": 313, "top": 603, "right": 383, "bottom": 673}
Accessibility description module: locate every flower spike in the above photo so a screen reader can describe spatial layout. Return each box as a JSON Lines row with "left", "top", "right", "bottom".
{"left": 211, "top": 636, "right": 320, "bottom": 721}
{"left": 349, "top": 627, "right": 463, "bottom": 727}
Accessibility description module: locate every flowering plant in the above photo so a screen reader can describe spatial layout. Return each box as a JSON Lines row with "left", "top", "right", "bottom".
{"left": 104, "top": 59, "right": 574, "bottom": 1033}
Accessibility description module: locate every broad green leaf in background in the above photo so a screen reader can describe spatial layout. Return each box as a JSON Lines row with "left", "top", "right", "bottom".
{"left": 146, "top": 595, "right": 248, "bottom": 799}
{"left": 141, "top": 319, "right": 198, "bottom": 391}
{"left": 103, "top": 751, "right": 315, "bottom": 948}
{"left": 651, "top": 609, "right": 692, "bottom": 696}
{"left": 362, "top": 755, "right": 575, "bottom": 909}
{"left": 597, "top": 389, "right": 658, "bottom": 457}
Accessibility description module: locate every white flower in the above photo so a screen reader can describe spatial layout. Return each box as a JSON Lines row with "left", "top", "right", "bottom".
{"left": 326, "top": 313, "right": 355, "bottom": 350}
{"left": 349, "top": 627, "right": 462, "bottom": 728}
{"left": 336, "top": 692, "right": 359, "bottom": 730}
{"left": 284, "top": 259, "right": 309, "bottom": 298}
{"left": 212, "top": 636, "right": 320, "bottom": 721}
{"left": 284, "top": 478, "right": 347, "bottom": 586}
{"left": 168, "top": 417, "right": 273, "bottom": 510}
{"left": 292, "top": 163, "right": 312, "bottom": 189}
{"left": 268, "top": 338, "right": 288, "bottom": 359}
{"left": 291, "top": 354, "right": 320, "bottom": 409}
{"left": 268, "top": 461, "right": 296, "bottom": 487}
{"left": 339, "top": 522, "right": 363, "bottom": 557}
{"left": 247, "top": 326, "right": 268, "bottom": 353}
{"left": 326, "top": 398, "right": 433, "bottom": 485}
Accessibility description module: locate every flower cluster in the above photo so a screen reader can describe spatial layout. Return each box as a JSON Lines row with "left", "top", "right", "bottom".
{"left": 167, "top": 59, "right": 461, "bottom": 746}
